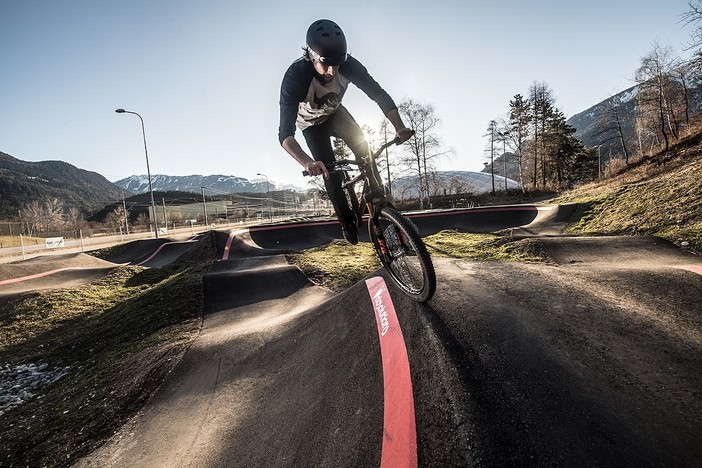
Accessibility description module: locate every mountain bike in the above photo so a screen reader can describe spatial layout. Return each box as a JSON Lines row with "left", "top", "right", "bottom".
{"left": 304, "top": 133, "right": 436, "bottom": 302}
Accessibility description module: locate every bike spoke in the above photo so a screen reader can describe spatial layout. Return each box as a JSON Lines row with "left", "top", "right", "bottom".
{"left": 382, "top": 224, "right": 424, "bottom": 292}
{"left": 389, "top": 256, "right": 424, "bottom": 292}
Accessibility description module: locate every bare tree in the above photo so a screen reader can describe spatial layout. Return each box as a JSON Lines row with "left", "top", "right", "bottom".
{"left": 484, "top": 119, "right": 498, "bottom": 194}
{"left": 671, "top": 58, "right": 695, "bottom": 131}
{"left": 65, "top": 207, "right": 82, "bottom": 227}
{"left": 681, "top": 1, "right": 702, "bottom": 71}
{"left": 135, "top": 213, "right": 150, "bottom": 230}
{"left": 44, "top": 198, "right": 64, "bottom": 233}
{"left": 21, "top": 201, "right": 43, "bottom": 236}
{"left": 635, "top": 41, "right": 680, "bottom": 155}
{"left": 593, "top": 94, "right": 632, "bottom": 163}
{"left": 374, "top": 119, "right": 399, "bottom": 197}
{"left": 398, "top": 98, "right": 450, "bottom": 208}
{"left": 104, "top": 209, "right": 122, "bottom": 230}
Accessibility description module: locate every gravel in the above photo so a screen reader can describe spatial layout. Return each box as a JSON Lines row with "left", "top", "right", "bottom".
{"left": 0, "top": 363, "right": 70, "bottom": 416}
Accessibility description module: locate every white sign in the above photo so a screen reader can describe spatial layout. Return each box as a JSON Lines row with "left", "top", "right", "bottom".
{"left": 45, "top": 237, "right": 65, "bottom": 249}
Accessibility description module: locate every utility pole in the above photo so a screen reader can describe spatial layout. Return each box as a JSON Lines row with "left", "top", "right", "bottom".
{"left": 201, "top": 186, "right": 208, "bottom": 226}
{"left": 122, "top": 191, "right": 130, "bottom": 235}
{"left": 162, "top": 198, "right": 168, "bottom": 232}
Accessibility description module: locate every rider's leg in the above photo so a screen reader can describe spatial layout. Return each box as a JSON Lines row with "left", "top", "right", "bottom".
{"left": 302, "top": 120, "right": 356, "bottom": 229}
{"left": 330, "top": 106, "right": 385, "bottom": 197}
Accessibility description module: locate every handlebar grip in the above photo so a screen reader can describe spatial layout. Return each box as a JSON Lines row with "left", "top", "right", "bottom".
{"left": 392, "top": 129, "right": 416, "bottom": 145}
{"left": 303, "top": 162, "right": 335, "bottom": 176}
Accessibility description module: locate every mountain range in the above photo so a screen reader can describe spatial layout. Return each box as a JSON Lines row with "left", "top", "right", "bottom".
{"left": 567, "top": 84, "right": 702, "bottom": 160}
{"left": 113, "top": 174, "right": 301, "bottom": 195}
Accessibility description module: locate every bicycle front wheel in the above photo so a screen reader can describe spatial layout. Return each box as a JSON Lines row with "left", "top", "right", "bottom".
{"left": 368, "top": 206, "right": 436, "bottom": 302}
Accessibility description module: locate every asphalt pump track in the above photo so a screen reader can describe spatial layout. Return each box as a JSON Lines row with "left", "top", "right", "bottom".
{"left": 2, "top": 205, "right": 701, "bottom": 466}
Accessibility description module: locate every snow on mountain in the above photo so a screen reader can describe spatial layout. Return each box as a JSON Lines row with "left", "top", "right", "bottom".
{"left": 114, "top": 174, "right": 305, "bottom": 194}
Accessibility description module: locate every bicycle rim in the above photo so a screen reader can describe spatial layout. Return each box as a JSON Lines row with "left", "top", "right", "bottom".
{"left": 369, "top": 207, "right": 436, "bottom": 302}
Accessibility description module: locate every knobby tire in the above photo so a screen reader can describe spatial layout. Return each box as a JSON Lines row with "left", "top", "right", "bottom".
{"left": 368, "top": 206, "right": 436, "bottom": 302}
{"left": 343, "top": 177, "right": 362, "bottom": 227}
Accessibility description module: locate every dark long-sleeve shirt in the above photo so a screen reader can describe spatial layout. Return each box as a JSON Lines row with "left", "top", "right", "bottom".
{"left": 278, "top": 55, "right": 397, "bottom": 145}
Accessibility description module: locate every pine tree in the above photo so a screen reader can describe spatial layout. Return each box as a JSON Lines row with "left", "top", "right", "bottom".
{"left": 509, "top": 94, "right": 531, "bottom": 189}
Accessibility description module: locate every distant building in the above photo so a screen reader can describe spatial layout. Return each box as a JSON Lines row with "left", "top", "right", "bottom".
{"left": 148, "top": 200, "right": 233, "bottom": 223}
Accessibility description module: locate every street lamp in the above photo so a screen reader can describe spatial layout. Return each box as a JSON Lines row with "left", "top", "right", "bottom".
{"left": 256, "top": 173, "right": 273, "bottom": 222}
{"left": 115, "top": 108, "right": 159, "bottom": 238}
{"left": 201, "top": 186, "right": 208, "bottom": 227}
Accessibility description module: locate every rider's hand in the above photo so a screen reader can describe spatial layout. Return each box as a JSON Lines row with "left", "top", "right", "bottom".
{"left": 395, "top": 127, "right": 413, "bottom": 144}
{"left": 305, "top": 160, "right": 329, "bottom": 178}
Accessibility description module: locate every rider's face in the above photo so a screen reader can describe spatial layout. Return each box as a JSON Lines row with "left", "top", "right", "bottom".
{"left": 313, "top": 61, "right": 339, "bottom": 83}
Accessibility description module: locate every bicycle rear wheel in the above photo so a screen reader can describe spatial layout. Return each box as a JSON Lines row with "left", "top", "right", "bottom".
{"left": 368, "top": 206, "right": 436, "bottom": 302}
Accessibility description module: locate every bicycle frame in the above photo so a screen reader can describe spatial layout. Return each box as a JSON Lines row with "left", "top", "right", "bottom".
{"left": 333, "top": 138, "right": 400, "bottom": 226}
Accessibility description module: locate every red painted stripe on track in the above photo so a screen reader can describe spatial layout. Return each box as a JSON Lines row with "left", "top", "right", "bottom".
{"left": 136, "top": 243, "right": 168, "bottom": 266}
{"left": 221, "top": 229, "right": 254, "bottom": 261}
{"left": 0, "top": 268, "right": 74, "bottom": 286}
{"left": 365, "top": 277, "right": 417, "bottom": 468}
{"left": 674, "top": 265, "right": 702, "bottom": 275}
{"left": 222, "top": 231, "right": 235, "bottom": 260}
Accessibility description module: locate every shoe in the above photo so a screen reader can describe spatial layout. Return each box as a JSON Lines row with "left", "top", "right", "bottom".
{"left": 341, "top": 221, "right": 358, "bottom": 245}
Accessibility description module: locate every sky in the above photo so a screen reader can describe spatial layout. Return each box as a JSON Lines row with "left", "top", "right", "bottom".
{"left": 0, "top": 0, "right": 696, "bottom": 190}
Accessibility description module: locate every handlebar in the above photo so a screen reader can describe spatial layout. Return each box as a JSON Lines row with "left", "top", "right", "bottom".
{"left": 302, "top": 130, "right": 414, "bottom": 176}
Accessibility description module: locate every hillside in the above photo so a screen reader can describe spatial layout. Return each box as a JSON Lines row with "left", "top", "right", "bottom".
{"left": 0, "top": 152, "right": 127, "bottom": 218}
{"left": 551, "top": 127, "right": 702, "bottom": 253}
{"left": 567, "top": 85, "right": 702, "bottom": 165}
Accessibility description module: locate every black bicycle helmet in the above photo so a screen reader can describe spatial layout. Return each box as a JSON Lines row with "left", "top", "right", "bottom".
{"left": 306, "top": 19, "right": 347, "bottom": 66}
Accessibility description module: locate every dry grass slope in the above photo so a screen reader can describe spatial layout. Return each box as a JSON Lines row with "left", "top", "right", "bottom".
{"left": 553, "top": 128, "right": 702, "bottom": 253}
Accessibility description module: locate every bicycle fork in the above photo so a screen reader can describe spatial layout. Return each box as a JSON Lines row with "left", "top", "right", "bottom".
{"left": 365, "top": 203, "right": 389, "bottom": 256}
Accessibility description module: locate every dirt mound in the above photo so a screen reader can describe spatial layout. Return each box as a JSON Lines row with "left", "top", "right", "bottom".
{"left": 0, "top": 253, "right": 117, "bottom": 283}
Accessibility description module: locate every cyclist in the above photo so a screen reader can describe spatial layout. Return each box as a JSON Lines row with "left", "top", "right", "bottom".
{"left": 278, "top": 18, "right": 412, "bottom": 244}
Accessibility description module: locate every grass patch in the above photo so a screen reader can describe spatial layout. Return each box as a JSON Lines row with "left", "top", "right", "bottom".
{"left": 0, "top": 233, "right": 218, "bottom": 467}
{"left": 286, "top": 239, "right": 381, "bottom": 292}
{"left": 0, "top": 235, "right": 44, "bottom": 248}
{"left": 287, "top": 232, "right": 550, "bottom": 292}
{"left": 424, "top": 230, "right": 551, "bottom": 262}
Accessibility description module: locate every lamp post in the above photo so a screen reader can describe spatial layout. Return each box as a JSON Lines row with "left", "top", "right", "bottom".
{"left": 115, "top": 108, "right": 159, "bottom": 238}
{"left": 201, "top": 186, "right": 208, "bottom": 227}
{"left": 257, "top": 173, "right": 273, "bottom": 222}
